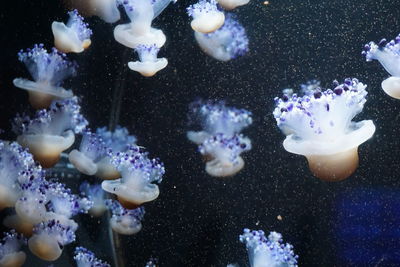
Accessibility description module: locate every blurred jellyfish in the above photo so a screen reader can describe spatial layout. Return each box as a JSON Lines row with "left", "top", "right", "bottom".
{"left": 145, "top": 258, "right": 158, "bottom": 267}
{"left": 273, "top": 78, "right": 376, "bottom": 181}
{"left": 114, "top": 0, "right": 166, "bottom": 49}
{"left": 363, "top": 34, "right": 400, "bottom": 99}
{"left": 128, "top": 44, "right": 168, "bottom": 77}
{"left": 187, "top": 0, "right": 225, "bottom": 33}
{"left": 106, "top": 199, "right": 145, "bottom": 235}
{"left": 74, "top": 247, "right": 110, "bottom": 267}
{"left": 239, "top": 228, "right": 298, "bottom": 267}
{"left": 64, "top": 0, "right": 121, "bottom": 23}
{"left": 13, "top": 97, "right": 88, "bottom": 168}
{"left": 52, "top": 9, "right": 93, "bottom": 53}
{"left": 187, "top": 100, "right": 252, "bottom": 177}
{"left": 13, "top": 44, "right": 77, "bottom": 109}
{"left": 102, "top": 145, "right": 164, "bottom": 208}
{"left": 217, "top": 0, "right": 249, "bottom": 10}
{"left": 80, "top": 182, "right": 107, "bottom": 217}
{"left": 300, "top": 79, "right": 321, "bottom": 96}
{"left": 0, "top": 230, "right": 26, "bottom": 267}
{"left": 28, "top": 219, "right": 76, "bottom": 261}
{"left": 195, "top": 13, "right": 248, "bottom": 61}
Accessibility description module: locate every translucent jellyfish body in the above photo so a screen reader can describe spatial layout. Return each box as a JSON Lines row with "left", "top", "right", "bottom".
{"left": 74, "top": 247, "right": 110, "bottom": 267}
{"left": 187, "top": 100, "right": 252, "bottom": 177}
{"left": 273, "top": 78, "right": 376, "bottom": 181}
{"left": 187, "top": 0, "right": 225, "bottom": 33}
{"left": 195, "top": 13, "right": 248, "bottom": 61}
{"left": 239, "top": 229, "right": 298, "bottom": 267}
{"left": 128, "top": 44, "right": 168, "bottom": 77}
{"left": 101, "top": 145, "right": 165, "bottom": 208}
{"left": 52, "top": 9, "right": 93, "bottom": 53}
{"left": 80, "top": 182, "right": 107, "bottom": 217}
{"left": 114, "top": 0, "right": 166, "bottom": 49}
{"left": 363, "top": 34, "right": 400, "bottom": 99}
{"left": 106, "top": 199, "right": 145, "bottom": 235}
{"left": 0, "top": 231, "right": 27, "bottom": 267}
{"left": 13, "top": 97, "right": 88, "bottom": 168}
{"left": 28, "top": 220, "right": 76, "bottom": 261}
{"left": 13, "top": 44, "right": 76, "bottom": 109}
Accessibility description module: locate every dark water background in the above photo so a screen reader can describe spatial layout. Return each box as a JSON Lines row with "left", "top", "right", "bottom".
{"left": 1, "top": 0, "right": 400, "bottom": 266}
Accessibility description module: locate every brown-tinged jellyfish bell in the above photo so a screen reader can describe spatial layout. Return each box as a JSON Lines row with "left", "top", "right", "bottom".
{"left": 13, "top": 97, "right": 88, "bottom": 168}
{"left": 12, "top": 44, "right": 76, "bottom": 109}
{"left": 273, "top": 78, "right": 376, "bottom": 182}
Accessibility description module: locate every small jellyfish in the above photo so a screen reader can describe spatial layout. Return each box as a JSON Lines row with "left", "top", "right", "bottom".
{"left": 95, "top": 126, "right": 137, "bottom": 179}
{"left": 239, "top": 229, "right": 298, "bottom": 267}
{"left": 52, "top": 9, "right": 93, "bottom": 53}
{"left": 273, "top": 78, "right": 376, "bottom": 181}
{"left": 114, "top": 0, "right": 166, "bottom": 49}
{"left": 195, "top": 13, "right": 248, "bottom": 61}
{"left": 187, "top": 0, "right": 225, "bottom": 33}
{"left": 101, "top": 145, "right": 165, "bottom": 208}
{"left": 0, "top": 230, "right": 27, "bottom": 267}
{"left": 362, "top": 34, "right": 400, "bottom": 99}
{"left": 28, "top": 219, "right": 76, "bottom": 261}
{"left": 105, "top": 199, "right": 145, "bottom": 235}
{"left": 13, "top": 44, "right": 77, "bottom": 109}
{"left": 13, "top": 97, "right": 88, "bottom": 168}
{"left": 80, "top": 182, "right": 107, "bottom": 217}
{"left": 187, "top": 100, "right": 252, "bottom": 177}
{"left": 74, "top": 247, "right": 110, "bottom": 267}
{"left": 69, "top": 129, "right": 110, "bottom": 177}
{"left": 216, "top": 0, "right": 249, "bottom": 10}
{"left": 128, "top": 44, "right": 168, "bottom": 77}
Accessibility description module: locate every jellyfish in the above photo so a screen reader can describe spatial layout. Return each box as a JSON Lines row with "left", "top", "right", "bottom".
{"left": 195, "top": 13, "right": 248, "bottom": 61}
{"left": 187, "top": 0, "right": 225, "bottom": 34}
{"left": 114, "top": 0, "right": 166, "bottom": 49}
{"left": 105, "top": 199, "right": 145, "bottom": 235}
{"left": 101, "top": 145, "right": 165, "bottom": 208}
{"left": 52, "top": 9, "right": 93, "bottom": 53}
{"left": 0, "top": 230, "right": 27, "bottom": 267}
{"left": 80, "top": 182, "right": 107, "bottom": 217}
{"left": 13, "top": 97, "right": 88, "bottom": 168}
{"left": 362, "top": 34, "right": 400, "bottom": 99}
{"left": 28, "top": 219, "right": 76, "bottom": 261}
{"left": 128, "top": 44, "right": 168, "bottom": 77}
{"left": 273, "top": 78, "right": 376, "bottom": 181}
{"left": 74, "top": 247, "right": 110, "bottom": 267}
{"left": 216, "top": 0, "right": 249, "bottom": 10}
{"left": 239, "top": 228, "right": 298, "bottom": 267}
{"left": 13, "top": 44, "right": 77, "bottom": 109}
{"left": 64, "top": 0, "right": 121, "bottom": 23}
{"left": 187, "top": 100, "right": 252, "bottom": 177}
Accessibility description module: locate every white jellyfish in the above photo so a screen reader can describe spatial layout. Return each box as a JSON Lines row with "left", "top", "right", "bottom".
{"left": 106, "top": 200, "right": 145, "bottom": 235}
{"left": 187, "top": 0, "right": 225, "bottom": 33}
{"left": 216, "top": 0, "right": 249, "bottom": 10}
{"left": 128, "top": 44, "right": 168, "bottom": 77}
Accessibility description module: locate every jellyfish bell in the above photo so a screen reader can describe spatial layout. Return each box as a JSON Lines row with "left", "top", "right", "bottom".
{"left": 205, "top": 155, "right": 245, "bottom": 177}
{"left": 95, "top": 157, "right": 120, "bottom": 180}
{"left": 381, "top": 76, "right": 400, "bottom": 99}
{"left": 217, "top": 0, "right": 249, "bottom": 10}
{"left": 187, "top": 0, "right": 225, "bottom": 34}
{"left": 106, "top": 200, "right": 145, "bottom": 235}
{"left": 0, "top": 251, "right": 26, "bottom": 267}
{"left": 128, "top": 44, "right": 168, "bottom": 77}
{"left": 28, "top": 233, "right": 62, "bottom": 261}
{"left": 110, "top": 214, "right": 142, "bottom": 235}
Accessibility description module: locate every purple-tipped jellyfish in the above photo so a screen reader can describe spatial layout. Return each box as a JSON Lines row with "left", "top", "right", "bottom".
{"left": 363, "top": 34, "right": 400, "bottom": 99}
{"left": 239, "top": 228, "right": 298, "bottom": 267}
{"left": 101, "top": 145, "right": 164, "bottom": 208}
{"left": 13, "top": 97, "right": 88, "bottom": 168}
{"left": 52, "top": 9, "right": 93, "bottom": 53}
{"left": 13, "top": 44, "right": 77, "bottom": 109}
{"left": 187, "top": 100, "right": 252, "bottom": 177}
{"left": 106, "top": 199, "right": 145, "bottom": 235}
{"left": 74, "top": 246, "right": 110, "bottom": 267}
{"left": 195, "top": 13, "right": 248, "bottom": 61}
{"left": 80, "top": 182, "right": 107, "bottom": 217}
{"left": 273, "top": 78, "right": 376, "bottom": 181}
{"left": 0, "top": 230, "right": 27, "bottom": 267}
{"left": 128, "top": 44, "right": 168, "bottom": 77}
{"left": 187, "top": 0, "right": 225, "bottom": 33}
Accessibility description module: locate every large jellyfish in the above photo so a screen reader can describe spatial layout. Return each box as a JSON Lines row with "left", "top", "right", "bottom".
{"left": 195, "top": 13, "right": 248, "bottom": 61}
{"left": 106, "top": 199, "right": 145, "bottom": 235}
{"left": 101, "top": 145, "right": 165, "bottom": 208}
{"left": 52, "top": 9, "right": 93, "bottom": 53}
{"left": 187, "top": 100, "right": 252, "bottom": 177}
{"left": 239, "top": 228, "right": 298, "bottom": 267}
{"left": 362, "top": 34, "right": 400, "bottom": 99}
{"left": 128, "top": 44, "right": 168, "bottom": 77}
{"left": 13, "top": 44, "right": 77, "bottom": 109}
{"left": 0, "top": 231, "right": 26, "bottom": 267}
{"left": 28, "top": 219, "right": 76, "bottom": 261}
{"left": 74, "top": 246, "right": 110, "bottom": 267}
{"left": 187, "top": 0, "right": 225, "bottom": 33}
{"left": 13, "top": 97, "right": 88, "bottom": 168}
{"left": 273, "top": 78, "right": 376, "bottom": 181}
{"left": 80, "top": 182, "right": 107, "bottom": 217}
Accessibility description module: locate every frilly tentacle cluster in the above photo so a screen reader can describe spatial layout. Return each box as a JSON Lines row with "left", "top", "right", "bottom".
{"left": 67, "top": 10, "right": 93, "bottom": 42}
{"left": 187, "top": 0, "right": 225, "bottom": 34}
{"left": 79, "top": 182, "right": 107, "bottom": 217}
{"left": 74, "top": 246, "right": 110, "bottom": 267}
